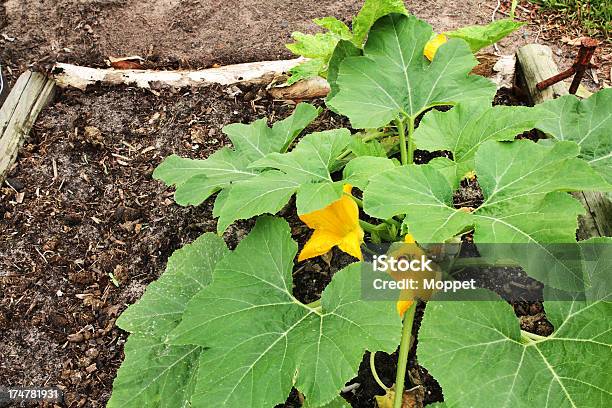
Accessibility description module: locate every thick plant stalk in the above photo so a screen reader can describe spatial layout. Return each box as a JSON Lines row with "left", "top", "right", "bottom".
{"left": 393, "top": 302, "right": 417, "bottom": 408}
{"left": 396, "top": 119, "right": 408, "bottom": 165}
{"left": 406, "top": 117, "right": 415, "bottom": 164}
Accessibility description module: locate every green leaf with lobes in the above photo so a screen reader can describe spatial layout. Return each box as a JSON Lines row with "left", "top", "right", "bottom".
{"left": 116, "top": 233, "right": 229, "bottom": 335}
{"left": 419, "top": 282, "right": 611, "bottom": 407}
{"left": 216, "top": 128, "right": 351, "bottom": 232}
{"left": 314, "top": 17, "right": 352, "bottom": 40}
{"left": 534, "top": 88, "right": 612, "bottom": 186}
{"left": 326, "top": 14, "right": 496, "bottom": 129}
{"left": 286, "top": 32, "right": 341, "bottom": 60}
{"left": 413, "top": 103, "right": 541, "bottom": 188}
{"left": 168, "top": 216, "right": 402, "bottom": 407}
{"left": 444, "top": 18, "right": 524, "bottom": 52}
{"left": 152, "top": 103, "right": 319, "bottom": 206}
{"left": 349, "top": 136, "right": 388, "bottom": 158}
{"left": 364, "top": 140, "right": 610, "bottom": 291}
{"left": 108, "top": 233, "right": 229, "bottom": 408}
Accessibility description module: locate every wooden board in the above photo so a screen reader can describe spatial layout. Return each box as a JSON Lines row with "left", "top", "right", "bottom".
{"left": 0, "top": 71, "right": 56, "bottom": 183}
{"left": 516, "top": 43, "right": 612, "bottom": 238}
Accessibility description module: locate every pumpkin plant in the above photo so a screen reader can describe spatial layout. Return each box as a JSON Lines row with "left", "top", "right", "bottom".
{"left": 109, "top": 2, "right": 611, "bottom": 408}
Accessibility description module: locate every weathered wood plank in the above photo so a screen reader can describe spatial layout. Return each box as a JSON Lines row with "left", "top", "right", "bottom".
{"left": 516, "top": 43, "right": 612, "bottom": 238}
{"left": 0, "top": 71, "right": 56, "bottom": 183}
{"left": 515, "top": 44, "right": 569, "bottom": 105}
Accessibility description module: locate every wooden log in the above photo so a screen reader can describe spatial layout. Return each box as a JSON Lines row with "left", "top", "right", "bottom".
{"left": 268, "top": 76, "right": 330, "bottom": 100}
{"left": 516, "top": 43, "right": 612, "bottom": 238}
{"left": 52, "top": 58, "right": 305, "bottom": 90}
{"left": 0, "top": 71, "right": 55, "bottom": 183}
{"left": 515, "top": 44, "right": 568, "bottom": 105}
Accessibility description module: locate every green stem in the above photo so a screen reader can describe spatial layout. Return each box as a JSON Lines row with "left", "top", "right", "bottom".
{"left": 393, "top": 302, "right": 417, "bottom": 408}
{"left": 385, "top": 217, "right": 400, "bottom": 228}
{"left": 370, "top": 351, "right": 389, "bottom": 391}
{"left": 510, "top": 0, "right": 518, "bottom": 18}
{"left": 406, "top": 116, "right": 415, "bottom": 165}
{"left": 363, "top": 130, "right": 391, "bottom": 143}
{"left": 359, "top": 220, "right": 387, "bottom": 233}
{"left": 396, "top": 119, "right": 408, "bottom": 165}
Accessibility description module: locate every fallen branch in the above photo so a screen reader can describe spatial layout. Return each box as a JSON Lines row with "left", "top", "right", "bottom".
{"left": 268, "top": 76, "right": 330, "bottom": 100}
{"left": 52, "top": 58, "right": 305, "bottom": 90}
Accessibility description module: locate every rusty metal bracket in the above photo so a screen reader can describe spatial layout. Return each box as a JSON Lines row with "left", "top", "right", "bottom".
{"left": 536, "top": 37, "right": 598, "bottom": 95}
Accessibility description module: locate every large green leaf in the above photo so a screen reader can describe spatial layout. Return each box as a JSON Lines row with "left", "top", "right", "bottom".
{"left": 419, "top": 287, "right": 611, "bottom": 407}
{"left": 535, "top": 88, "right": 612, "bottom": 185}
{"left": 216, "top": 129, "right": 351, "bottom": 232}
{"left": 327, "top": 14, "right": 496, "bottom": 129}
{"left": 444, "top": 18, "right": 525, "bottom": 52}
{"left": 153, "top": 103, "right": 319, "bottom": 206}
{"left": 414, "top": 104, "right": 540, "bottom": 188}
{"left": 169, "top": 217, "right": 401, "bottom": 408}
{"left": 108, "top": 234, "right": 229, "bottom": 408}
{"left": 364, "top": 140, "right": 610, "bottom": 290}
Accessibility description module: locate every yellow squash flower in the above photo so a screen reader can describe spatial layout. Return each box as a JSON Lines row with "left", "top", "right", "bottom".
{"left": 424, "top": 34, "right": 448, "bottom": 61}
{"left": 298, "top": 184, "right": 364, "bottom": 262}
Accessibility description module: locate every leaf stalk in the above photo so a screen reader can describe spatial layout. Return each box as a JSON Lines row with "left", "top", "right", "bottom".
{"left": 396, "top": 118, "right": 408, "bottom": 165}
{"left": 393, "top": 301, "right": 417, "bottom": 408}
{"left": 370, "top": 351, "right": 389, "bottom": 391}
{"left": 406, "top": 116, "right": 416, "bottom": 164}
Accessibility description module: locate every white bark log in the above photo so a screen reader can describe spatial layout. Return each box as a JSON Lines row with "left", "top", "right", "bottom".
{"left": 53, "top": 58, "right": 305, "bottom": 90}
